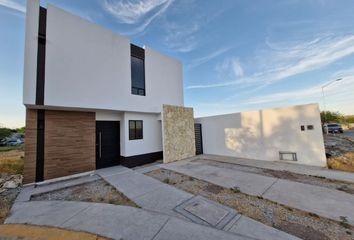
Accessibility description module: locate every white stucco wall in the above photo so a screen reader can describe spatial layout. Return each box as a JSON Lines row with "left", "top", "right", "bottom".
{"left": 95, "top": 110, "right": 123, "bottom": 121}
{"left": 39, "top": 4, "right": 183, "bottom": 112}
{"left": 23, "top": 0, "right": 39, "bottom": 105}
{"left": 195, "top": 103, "right": 327, "bottom": 167}
{"left": 121, "top": 112, "right": 162, "bottom": 157}
{"left": 145, "top": 47, "right": 184, "bottom": 109}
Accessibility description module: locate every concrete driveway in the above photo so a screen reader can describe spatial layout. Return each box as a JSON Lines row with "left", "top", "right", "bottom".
{"left": 162, "top": 156, "right": 354, "bottom": 226}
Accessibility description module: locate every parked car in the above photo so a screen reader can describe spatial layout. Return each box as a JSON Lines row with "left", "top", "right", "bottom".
{"left": 0, "top": 139, "right": 7, "bottom": 146}
{"left": 323, "top": 123, "right": 343, "bottom": 133}
{"left": 6, "top": 139, "right": 23, "bottom": 146}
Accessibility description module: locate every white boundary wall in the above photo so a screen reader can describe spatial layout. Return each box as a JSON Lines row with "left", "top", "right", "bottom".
{"left": 195, "top": 103, "right": 327, "bottom": 167}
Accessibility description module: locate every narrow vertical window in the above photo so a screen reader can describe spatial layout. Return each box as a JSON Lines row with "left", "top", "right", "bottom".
{"left": 131, "top": 44, "right": 145, "bottom": 96}
{"left": 36, "top": 7, "right": 47, "bottom": 105}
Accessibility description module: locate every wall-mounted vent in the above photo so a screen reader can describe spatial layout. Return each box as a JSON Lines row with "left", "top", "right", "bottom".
{"left": 279, "top": 151, "right": 297, "bottom": 161}
{"left": 307, "top": 125, "right": 314, "bottom": 130}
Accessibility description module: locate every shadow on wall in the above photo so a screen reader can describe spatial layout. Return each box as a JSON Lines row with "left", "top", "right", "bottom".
{"left": 219, "top": 104, "right": 326, "bottom": 166}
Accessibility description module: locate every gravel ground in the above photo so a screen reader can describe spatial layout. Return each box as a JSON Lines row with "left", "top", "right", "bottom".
{"left": 146, "top": 168, "right": 354, "bottom": 240}
{"left": 0, "top": 187, "right": 20, "bottom": 223}
{"left": 31, "top": 179, "right": 138, "bottom": 208}
{"left": 193, "top": 159, "right": 354, "bottom": 194}
{"left": 0, "top": 224, "right": 110, "bottom": 240}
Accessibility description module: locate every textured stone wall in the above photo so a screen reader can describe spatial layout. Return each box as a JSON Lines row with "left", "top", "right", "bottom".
{"left": 162, "top": 105, "right": 196, "bottom": 163}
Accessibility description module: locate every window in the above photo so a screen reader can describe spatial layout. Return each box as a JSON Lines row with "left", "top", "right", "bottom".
{"left": 131, "top": 44, "right": 145, "bottom": 96}
{"left": 307, "top": 125, "right": 314, "bottom": 130}
{"left": 129, "top": 120, "right": 143, "bottom": 140}
{"left": 279, "top": 151, "right": 297, "bottom": 161}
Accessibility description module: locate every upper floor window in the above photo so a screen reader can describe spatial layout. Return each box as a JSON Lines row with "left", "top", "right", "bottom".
{"left": 131, "top": 44, "right": 145, "bottom": 96}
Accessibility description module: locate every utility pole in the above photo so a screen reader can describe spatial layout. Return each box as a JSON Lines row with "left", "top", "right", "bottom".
{"left": 321, "top": 78, "right": 342, "bottom": 134}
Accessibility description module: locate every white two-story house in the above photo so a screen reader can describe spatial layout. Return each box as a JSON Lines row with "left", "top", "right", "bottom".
{"left": 23, "top": 0, "right": 184, "bottom": 183}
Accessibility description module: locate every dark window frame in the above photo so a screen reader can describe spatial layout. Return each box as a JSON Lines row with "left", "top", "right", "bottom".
{"left": 131, "top": 44, "right": 145, "bottom": 96}
{"left": 129, "top": 120, "right": 143, "bottom": 140}
{"left": 307, "top": 125, "right": 314, "bottom": 130}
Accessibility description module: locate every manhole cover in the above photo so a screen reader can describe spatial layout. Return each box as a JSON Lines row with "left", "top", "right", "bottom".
{"left": 174, "top": 195, "right": 239, "bottom": 229}
{"left": 184, "top": 198, "right": 229, "bottom": 226}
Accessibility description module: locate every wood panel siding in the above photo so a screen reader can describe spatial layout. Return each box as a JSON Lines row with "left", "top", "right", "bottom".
{"left": 44, "top": 110, "right": 95, "bottom": 180}
{"left": 23, "top": 109, "right": 38, "bottom": 183}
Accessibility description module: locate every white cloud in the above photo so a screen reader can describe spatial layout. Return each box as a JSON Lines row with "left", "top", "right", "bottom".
{"left": 103, "top": 0, "right": 173, "bottom": 34}
{"left": 187, "top": 81, "right": 239, "bottom": 89}
{"left": 242, "top": 74, "right": 354, "bottom": 109}
{"left": 216, "top": 57, "right": 244, "bottom": 77}
{"left": 187, "top": 35, "right": 354, "bottom": 89}
{"left": 262, "top": 35, "right": 354, "bottom": 82}
{"left": 160, "top": 1, "right": 229, "bottom": 53}
{"left": 193, "top": 73, "right": 354, "bottom": 116}
{"left": 0, "top": 0, "right": 25, "bottom": 13}
{"left": 187, "top": 46, "right": 232, "bottom": 69}
{"left": 163, "top": 22, "right": 199, "bottom": 52}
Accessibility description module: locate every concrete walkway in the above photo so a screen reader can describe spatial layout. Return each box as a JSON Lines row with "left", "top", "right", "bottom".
{"left": 96, "top": 166, "right": 193, "bottom": 220}
{"left": 201, "top": 154, "right": 354, "bottom": 183}
{"left": 6, "top": 201, "right": 250, "bottom": 240}
{"left": 8, "top": 166, "right": 301, "bottom": 240}
{"left": 162, "top": 158, "right": 354, "bottom": 225}
{"left": 96, "top": 166, "right": 300, "bottom": 240}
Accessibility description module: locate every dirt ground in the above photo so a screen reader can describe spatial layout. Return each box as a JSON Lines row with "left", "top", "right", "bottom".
{"left": 0, "top": 146, "right": 24, "bottom": 224}
{"left": 325, "top": 133, "right": 354, "bottom": 172}
{"left": 194, "top": 159, "right": 354, "bottom": 194}
{"left": 0, "top": 224, "right": 111, "bottom": 240}
{"left": 146, "top": 168, "right": 354, "bottom": 240}
{"left": 31, "top": 179, "right": 138, "bottom": 208}
{"left": 0, "top": 147, "right": 24, "bottom": 175}
{"left": 0, "top": 187, "right": 20, "bottom": 223}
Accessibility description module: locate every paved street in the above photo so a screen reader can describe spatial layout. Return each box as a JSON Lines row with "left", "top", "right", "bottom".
{"left": 343, "top": 129, "right": 354, "bottom": 141}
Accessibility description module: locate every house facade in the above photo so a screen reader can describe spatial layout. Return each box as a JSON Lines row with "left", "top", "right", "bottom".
{"left": 23, "top": 0, "right": 184, "bottom": 183}
{"left": 23, "top": 1, "right": 328, "bottom": 184}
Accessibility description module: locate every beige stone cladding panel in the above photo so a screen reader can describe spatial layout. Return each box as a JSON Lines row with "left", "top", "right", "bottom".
{"left": 23, "top": 109, "right": 37, "bottom": 183}
{"left": 162, "top": 105, "right": 196, "bottom": 163}
{"left": 44, "top": 110, "right": 96, "bottom": 180}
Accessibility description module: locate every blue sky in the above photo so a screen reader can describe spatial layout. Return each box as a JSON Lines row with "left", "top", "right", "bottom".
{"left": 1, "top": 0, "right": 354, "bottom": 128}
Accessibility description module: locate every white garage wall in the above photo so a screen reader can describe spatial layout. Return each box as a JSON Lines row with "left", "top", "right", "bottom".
{"left": 42, "top": 5, "right": 183, "bottom": 113}
{"left": 122, "top": 112, "right": 162, "bottom": 157}
{"left": 195, "top": 103, "right": 327, "bottom": 167}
